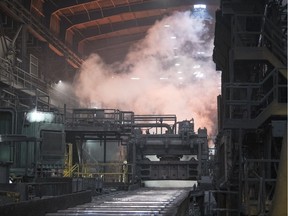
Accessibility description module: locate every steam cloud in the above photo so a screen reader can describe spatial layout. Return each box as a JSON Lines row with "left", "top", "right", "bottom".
{"left": 74, "top": 10, "right": 221, "bottom": 136}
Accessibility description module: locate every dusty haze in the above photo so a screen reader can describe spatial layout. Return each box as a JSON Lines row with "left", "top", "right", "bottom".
{"left": 74, "top": 10, "right": 221, "bottom": 136}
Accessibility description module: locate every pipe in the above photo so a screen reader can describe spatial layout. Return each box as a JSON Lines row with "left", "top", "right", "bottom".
{"left": 132, "top": 123, "right": 172, "bottom": 134}
{"left": 269, "top": 125, "right": 287, "bottom": 216}
{"left": 11, "top": 25, "right": 23, "bottom": 47}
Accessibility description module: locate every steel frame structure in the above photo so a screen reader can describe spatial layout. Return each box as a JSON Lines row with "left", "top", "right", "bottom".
{"left": 213, "top": 0, "right": 287, "bottom": 215}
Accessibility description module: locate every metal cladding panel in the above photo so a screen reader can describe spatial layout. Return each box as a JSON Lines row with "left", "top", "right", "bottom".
{"left": 41, "top": 131, "right": 65, "bottom": 157}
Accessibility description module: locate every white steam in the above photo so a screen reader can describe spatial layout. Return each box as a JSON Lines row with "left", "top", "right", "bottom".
{"left": 74, "top": 10, "right": 221, "bottom": 136}
{"left": 26, "top": 109, "right": 54, "bottom": 123}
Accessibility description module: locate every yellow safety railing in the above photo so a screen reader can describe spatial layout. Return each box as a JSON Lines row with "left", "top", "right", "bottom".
{"left": 63, "top": 164, "right": 79, "bottom": 177}
{"left": 74, "top": 162, "right": 131, "bottom": 183}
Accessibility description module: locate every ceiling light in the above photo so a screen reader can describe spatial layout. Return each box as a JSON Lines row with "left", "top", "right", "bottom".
{"left": 175, "top": 63, "right": 180, "bottom": 66}
{"left": 194, "top": 4, "right": 206, "bottom": 9}
{"left": 170, "top": 36, "right": 176, "bottom": 39}
{"left": 131, "top": 77, "right": 140, "bottom": 80}
{"left": 164, "top": 24, "right": 170, "bottom": 28}
{"left": 26, "top": 109, "right": 54, "bottom": 122}
{"left": 177, "top": 71, "right": 182, "bottom": 74}
{"left": 178, "top": 77, "right": 183, "bottom": 80}
{"left": 193, "top": 71, "right": 204, "bottom": 78}
{"left": 197, "top": 51, "right": 205, "bottom": 55}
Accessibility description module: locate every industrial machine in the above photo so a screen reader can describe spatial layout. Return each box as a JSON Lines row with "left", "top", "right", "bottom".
{"left": 0, "top": 0, "right": 286, "bottom": 215}
{"left": 128, "top": 115, "right": 208, "bottom": 182}
{"left": 0, "top": 106, "right": 210, "bottom": 215}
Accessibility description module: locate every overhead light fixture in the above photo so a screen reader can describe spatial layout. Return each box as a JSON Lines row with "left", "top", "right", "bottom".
{"left": 26, "top": 109, "right": 54, "bottom": 122}
{"left": 193, "top": 71, "right": 204, "bottom": 78}
{"left": 194, "top": 4, "right": 206, "bottom": 9}
{"left": 170, "top": 36, "right": 176, "bottom": 39}
{"left": 175, "top": 63, "right": 180, "bottom": 66}
{"left": 177, "top": 71, "right": 182, "bottom": 74}
{"left": 131, "top": 77, "right": 140, "bottom": 80}
{"left": 197, "top": 51, "right": 205, "bottom": 55}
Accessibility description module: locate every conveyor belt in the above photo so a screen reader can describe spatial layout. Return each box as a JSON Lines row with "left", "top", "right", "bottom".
{"left": 46, "top": 188, "right": 190, "bottom": 216}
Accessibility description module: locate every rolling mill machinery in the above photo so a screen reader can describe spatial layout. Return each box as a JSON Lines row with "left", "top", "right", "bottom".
{"left": 127, "top": 115, "right": 208, "bottom": 183}
{"left": 0, "top": 105, "right": 211, "bottom": 215}
{"left": 0, "top": 0, "right": 286, "bottom": 215}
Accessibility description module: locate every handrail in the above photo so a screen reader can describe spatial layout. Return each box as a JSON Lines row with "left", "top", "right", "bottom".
{"left": 0, "top": 0, "right": 83, "bottom": 68}
{"left": 233, "top": 15, "right": 287, "bottom": 64}
{"left": 0, "top": 56, "right": 79, "bottom": 109}
{"left": 63, "top": 163, "right": 79, "bottom": 177}
{"left": 75, "top": 162, "right": 131, "bottom": 182}
{"left": 224, "top": 67, "right": 280, "bottom": 87}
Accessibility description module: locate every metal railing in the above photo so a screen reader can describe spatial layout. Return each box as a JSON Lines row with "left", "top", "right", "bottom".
{"left": 233, "top": 14, "right": 287, "bottom": 64}
{"left": 66, "top": 109, "right": 134, "bottom": 128}
{"left": 223, "top": 68, "right": 286, "bottom": 120}
{"left": 71, "top": 162, "right": 132, "bottom": 183}
{"left": 0, "top": 56, "right": 79, "bottom": 109}
{"left": 63, "top": 164, "right": 79, "bottom": 177}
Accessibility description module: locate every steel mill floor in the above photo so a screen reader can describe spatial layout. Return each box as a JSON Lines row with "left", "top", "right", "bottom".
{"left": 45, "top": 188, "right": 190, "bottom": 216}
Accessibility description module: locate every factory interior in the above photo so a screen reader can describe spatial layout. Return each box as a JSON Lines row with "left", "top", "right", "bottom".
{"left": 0, "top": 0, "right": 287, "bottom": 215}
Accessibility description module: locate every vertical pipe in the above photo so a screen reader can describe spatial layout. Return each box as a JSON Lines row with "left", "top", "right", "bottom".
{"left": 132, "top": 140, "right": 136, "bottom": 183}
{"left": 21, "top": 25, "right": 27, "bottom": 70}
{"left": 198, "top": 140, "right": 202, "bottom": 177}
{"left": 25, "top": 141, "right": 28, "bottom": 176}
{"left": 238, "top": 129, "right": 243, "bottom": 216}
{"left": 270, "top": 128, "right": 287, "bottom": 216}
{"left": 103, "top": 135, "right": 107, "bottom": 179}
{"left": 258, "top": 4, "right": 268, "bottom": 47}
{"left": 103, "top": 135, "right": 106, "bottom": 164}
{"left": 34, "top": 140, "right": 37, "bottom": 180}
{"left": 63, "top": 104, "right": 66, "bottom": 124}
{"left": 267, "top": 127, "right": 272, "bottom": 179}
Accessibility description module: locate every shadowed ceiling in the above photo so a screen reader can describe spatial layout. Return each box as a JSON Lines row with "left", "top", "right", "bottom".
{"left": 38, "top": 0, "right": 218, "bottom": 62}
{"left": 0, "top": 0, "right": 218, "bottom": 65}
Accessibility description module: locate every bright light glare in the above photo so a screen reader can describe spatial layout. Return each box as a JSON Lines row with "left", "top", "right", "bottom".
{"left": 160, "top": 77, "right": 168, "bottom": 80}
{"left": 131, "top": 77, "right": 140, "bottom": 80}
{"left": 170, "top": 36, "right": 176, "bottom": 39}
{"left": 175, "top": 63, "right": 180, "bottom": 66}
{"left": 164, "top": 24, "right": 170, "bottom": 28}
{"left": 26, "top": 109, "right": 54, "bottom": 122}
{"left": 194, "top": 4, "right": 206, "bottom": 9}
{"left": 193, "top": 71, "right": 204, "bottom": 78}
{"left": 193, "top": 65, "right": 201, "bottom": 69}
{"left": 177, "top": 71, "right": 182, "bottom": 74}
{"left": 197, "top": 51, "right": 205, "bottom": 55}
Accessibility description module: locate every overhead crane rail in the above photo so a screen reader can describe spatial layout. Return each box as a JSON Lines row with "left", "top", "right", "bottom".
{"left": 0, "top": 0, "right": 83, "bottom": 68}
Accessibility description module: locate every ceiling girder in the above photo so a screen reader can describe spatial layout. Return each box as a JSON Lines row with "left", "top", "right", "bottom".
{"left": 0, "top": 0, "right": 83, "bottom": 68}
{"left": 54, "top": 0, "right": 195, "bottom": 40}
{"left": 73, "top": 15, "right": 160, "bottom": 48}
